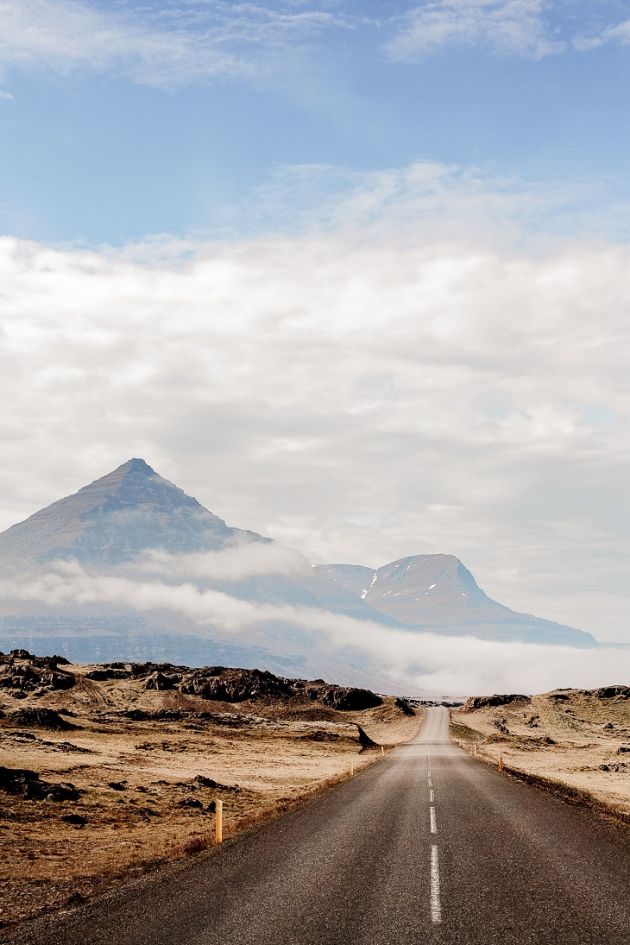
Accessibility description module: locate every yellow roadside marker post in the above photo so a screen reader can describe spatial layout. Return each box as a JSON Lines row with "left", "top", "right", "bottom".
{"left": 215, "top": 799, "right": 223, "bottom": 844}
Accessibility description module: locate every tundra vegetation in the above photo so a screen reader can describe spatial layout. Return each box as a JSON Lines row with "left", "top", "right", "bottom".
{"left": 0, "top": 650, "right": 420, "bottom": 930}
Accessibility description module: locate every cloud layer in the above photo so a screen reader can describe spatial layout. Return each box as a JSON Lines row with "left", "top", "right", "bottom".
{"left": 386, "top": 0, "right": 563, "bottom": 61}
{"left": 1, "top": 161, "right": 629, "bottom": 645}
{"left": 1, "top": 557, "right": 627, "bottom": 695}
{"left": 0, "top": 0, "right": 345, "bottom": 88}
{"left": 1, "top": 0, "right": 630, "bottom": 92}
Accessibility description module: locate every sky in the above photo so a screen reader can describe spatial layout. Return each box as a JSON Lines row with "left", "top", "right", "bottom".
{"left": 1, "top": 0, "right": 630, "bottom": 646}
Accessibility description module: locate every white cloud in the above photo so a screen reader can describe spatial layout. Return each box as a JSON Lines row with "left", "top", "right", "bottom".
{"left": 385, "top": 0, "right": 564, "bottom": 61}
{"left": 1, "top": 162, "right": 630, "bottom": 645}
{"left": 136, "top": 542, "right": 312, "bottom": 581}
{"left": 573, "top": 17, "right": 630, "bottom": 52}
{"left": 0, "top": 0, "right": 345, "bottom": 88}
{"left": 0, "top": 559, "right": 627, "bottom": 695}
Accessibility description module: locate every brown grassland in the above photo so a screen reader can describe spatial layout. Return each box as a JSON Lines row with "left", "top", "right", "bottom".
{"left": 0, "top": 655, "right": 421, "bottom": 932}
{"left": 451, "top": 687, "right": 630, "bottom": 823}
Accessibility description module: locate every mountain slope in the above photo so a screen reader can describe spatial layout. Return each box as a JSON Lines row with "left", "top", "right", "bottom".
{"left": 315, "top": 555, "right": 596, "bottom": 647}
{"left": 0, "top": 458, "right": 262, "bottom": 568}
{"left": 0, "top": 460, "right": 395, "bottom": 684}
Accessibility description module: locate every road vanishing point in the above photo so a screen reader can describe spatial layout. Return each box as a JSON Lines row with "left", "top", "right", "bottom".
{"left": 7, "top": 707, "right": 630, "bottom": 945}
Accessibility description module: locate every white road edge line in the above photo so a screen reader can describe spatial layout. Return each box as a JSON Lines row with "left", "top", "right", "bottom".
{"left": 430, "top": 845, "right": 442, "bottom": 924}
{"left": 430, "top": 806, "right": 437, "bottom": 834}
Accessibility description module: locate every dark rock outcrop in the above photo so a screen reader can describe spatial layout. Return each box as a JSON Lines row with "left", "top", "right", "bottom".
{"left": 356, "top": 725, "right": 378, "bottom": 749}
{"left": 595, "top": 686, "right": 630, "bottom": 700}
{"left": 10, "top": 707, "right": 78, "bottom": 730}
{"left": 85, "top": 668, "right": 131, "bottom": 681}
{"left": 145, "top": 671, "right": 178, "bottom": 691}
{"left": 463, "top": 694, "right": 530, "bottom": 712}
{"left": 394, "top": 697, "right": 415, "bottom": 716}
{"left": 180, "top": 668, "right": 293, "bottom": 703}
{"left": 320, "top": 686, "right": 382, "bottom": 711}
{"left": 0, "top": 652, "right": 75, "bottom": 694}
{"left": 0, "top": 766, "right": 80, "bottom": 801}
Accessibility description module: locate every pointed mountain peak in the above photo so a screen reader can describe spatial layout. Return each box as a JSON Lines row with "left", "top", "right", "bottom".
{"left": 72, "top": 458, "right": 199, "bottom": 513}
{"left": 80, "top": 457, "right": 161, "bottom": 493}
{"left": 121, "top": 457, "right": 155, "bottom": 475}
{"left": 0, "top": 459, "right": 264, "bottom": 567}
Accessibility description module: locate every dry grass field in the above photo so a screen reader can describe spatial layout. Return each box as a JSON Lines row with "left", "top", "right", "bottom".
{"left": 451, "top": 686, "right": 630, "bottom": 821}
{"left": 0, "top": 652, "right": 420, "bottom": 932}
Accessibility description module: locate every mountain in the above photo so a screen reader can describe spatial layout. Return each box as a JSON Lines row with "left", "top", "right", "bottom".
{"left": 315, "top": 555, "right": 596, "bottom": 647}
{"left": 0, "top": 458, "right": 263, "bottom": 568}
{"left": 0, "top": 460, "right": 394, "bottom": 684}
{"left": 0, "top": 460, "right": 599, "bottom": 692}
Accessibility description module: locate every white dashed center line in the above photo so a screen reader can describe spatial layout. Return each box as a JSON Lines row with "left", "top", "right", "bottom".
{"left": 430, "top": 845, "right": 442, "bottom": 924}
{"left": 429, "top": 789, "right": 434, "bottom": 803}
{"left": 430, "top": 806, "right": 437, "bottom": 834}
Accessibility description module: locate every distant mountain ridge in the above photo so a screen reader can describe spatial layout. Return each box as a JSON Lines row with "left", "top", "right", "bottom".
{"left": 315, "top": 556, "right": 596, "bottom": 647}
{"left": 0, "top": 459, "right": 599, "bottom": 686}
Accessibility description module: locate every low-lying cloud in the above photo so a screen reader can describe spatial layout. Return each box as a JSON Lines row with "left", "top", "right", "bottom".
{"left": 1, "top": 560, "right": 627, "bottom": 697}
{"left": 135, "top": 542, "right": 311, "bottom": 582}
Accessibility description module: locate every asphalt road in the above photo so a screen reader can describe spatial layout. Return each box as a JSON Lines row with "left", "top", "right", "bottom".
{"left": 7, "top": 707, "right": 630, "bottom": 945}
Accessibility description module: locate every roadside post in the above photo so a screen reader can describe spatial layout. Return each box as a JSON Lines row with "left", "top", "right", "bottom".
{"left": 215, "top": 799, "right": 223, "bottom": 844}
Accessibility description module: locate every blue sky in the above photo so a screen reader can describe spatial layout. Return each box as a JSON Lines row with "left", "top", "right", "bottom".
{"left": 2, "top": 0, "right": 630, "bottom": 243}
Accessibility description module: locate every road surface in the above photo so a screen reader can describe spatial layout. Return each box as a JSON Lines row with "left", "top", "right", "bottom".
{"left": 7, "top": 707, "right": 630, "bottom": 945}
